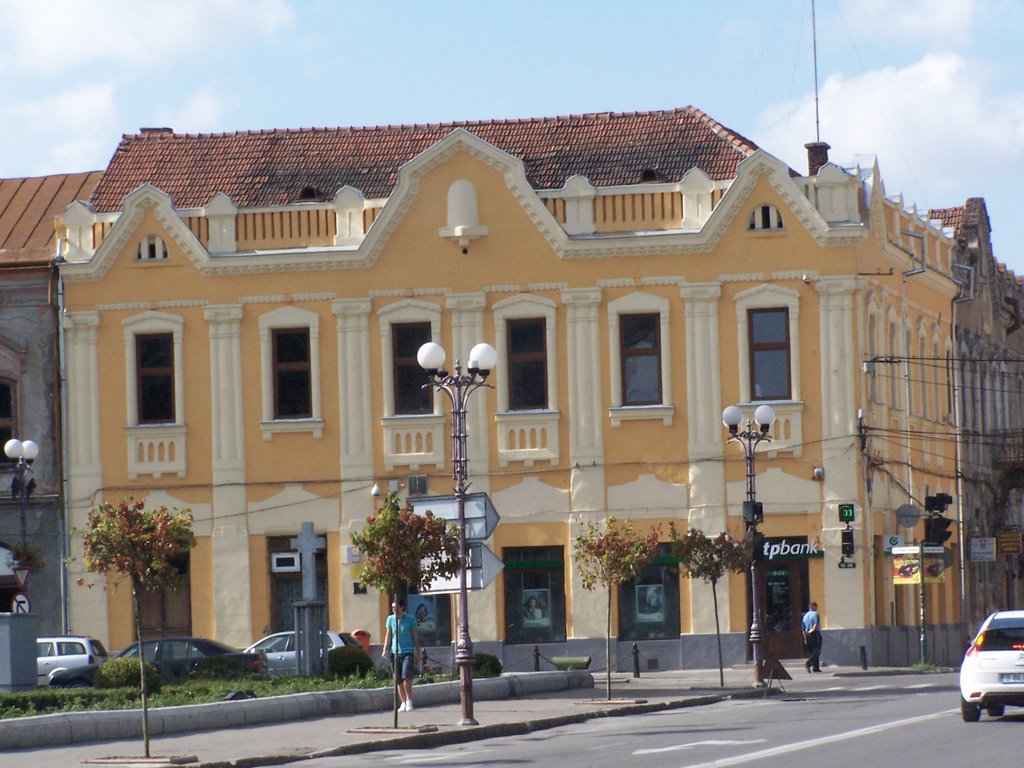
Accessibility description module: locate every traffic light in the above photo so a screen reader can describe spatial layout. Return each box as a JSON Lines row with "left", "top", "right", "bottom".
{"left": 924, "top": 515, "right": 954, "bottom": 545}
{"left": 742, "top": 500, "right": 764, "bottom": 528}
{"left": 838, "top": 503, "right": 856, "bottom": 523}
{"left": 925, "top": 493, "right": 953, "bottom": 513}
{"left": 841, "top": 528, "right": 855, "bottom": 556}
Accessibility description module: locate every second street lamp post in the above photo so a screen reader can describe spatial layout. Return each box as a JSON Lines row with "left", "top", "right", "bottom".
{"left": 418, "top": 339, "right": 497, "bottom": 727}
{"left": 722, "top": 403, "right": 775, "bottom": 688}
{"left": 4, "top": 437, "right": 40, "bottom": 548}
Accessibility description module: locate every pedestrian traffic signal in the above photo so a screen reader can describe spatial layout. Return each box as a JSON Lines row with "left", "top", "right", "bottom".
{"left": 838, "top": 503, "right": 855, "bottom": 523}
{"left": 742, "top": 500, "right": 763, "bottom": 528}
{"left": 924, "top": 514, "right": 954, "bottom": 545}
{"left": 841, "top": 528, "right": 855, "bottom": 556}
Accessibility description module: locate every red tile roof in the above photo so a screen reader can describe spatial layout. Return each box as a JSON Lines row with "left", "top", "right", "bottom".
{"left": 90, "top": 107, "right": 761, "bottom": 212}
{"left": 928, "top": 205, "right": 964, "bottom": 234}
{"left": 0, "top": 172, "right": 101, "bottom": 263}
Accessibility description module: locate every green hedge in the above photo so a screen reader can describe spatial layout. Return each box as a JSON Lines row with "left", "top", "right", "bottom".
{"left": 96, "top": 658, "right": 163, "bottom": 693}
{"left": 327, "top": 646, "right": 374, "bottom": 679}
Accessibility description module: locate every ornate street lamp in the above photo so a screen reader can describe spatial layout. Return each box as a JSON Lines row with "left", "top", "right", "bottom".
{"left": 4, "top": 438, "right": 39, "bottom": 548}
{"left": 722, "top": 403, "right": 775, "bottom": 687}
{"left": 418, "top": 340, "right": 497, "bottom": 726}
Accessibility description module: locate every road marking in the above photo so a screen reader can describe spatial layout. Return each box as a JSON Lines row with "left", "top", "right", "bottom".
{"left": 635, "top": 740, "right": 766, "bottom": 755}
{"left": 677, "top": 708, "right": 955, "bottom": 767}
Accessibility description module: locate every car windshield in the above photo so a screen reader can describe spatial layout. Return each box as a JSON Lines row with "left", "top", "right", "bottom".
{"left": 979, "top": 620, "right": 1024, "bottom": 651}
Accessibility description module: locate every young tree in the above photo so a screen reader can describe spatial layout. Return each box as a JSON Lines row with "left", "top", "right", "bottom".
{"left": 669, "top": 524, "right": 748, "bottom": 687}
{"left": 350, "top": 491, "right": 462, "bottom": 724}
{"left": 79, "top": 498, "right": 195, "bottom": 758}
{"left": 573, "top": 516, "right": 660, "bottom": 700}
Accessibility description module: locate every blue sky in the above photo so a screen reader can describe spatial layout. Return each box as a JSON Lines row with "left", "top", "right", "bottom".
{"left": 3, "top": 0, "right": 1022, "bottom": 271}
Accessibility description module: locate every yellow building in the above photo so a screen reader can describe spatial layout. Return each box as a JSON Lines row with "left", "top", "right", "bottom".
{"left": 57, "top": 108, "right": 962, "bottom": 669}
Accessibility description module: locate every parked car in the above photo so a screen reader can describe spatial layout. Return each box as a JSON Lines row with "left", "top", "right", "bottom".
{"left": 116, "top": 637, "right": 267, "bottom": 679}
{"left": 51, "top": 636, "right": 267, "bottom": 687}
{"left": 36, "top": 636, "right": 109, "bottom": 686}
{"left": 960, "top": 610, "right": 1024, "bottom": 721}
{"left": 245, "top": 630, "right": 368, "bottom": 676}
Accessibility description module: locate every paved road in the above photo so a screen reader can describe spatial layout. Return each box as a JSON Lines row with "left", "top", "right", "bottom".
{"left": 3, "top": 666, "right": 960, "bottom": 768}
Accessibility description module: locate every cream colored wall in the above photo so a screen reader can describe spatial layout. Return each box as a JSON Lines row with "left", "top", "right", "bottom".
{"left": 60, "top": 138, "right": 961, "bottom": 655}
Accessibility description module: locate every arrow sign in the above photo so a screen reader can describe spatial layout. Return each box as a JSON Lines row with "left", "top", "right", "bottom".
{"left": 12, "top": 593, "right": 30, "bottom": 614}
{"left": 422, "top": 543, "right": 504, "bottom": 593}
{"left": 411, "top": 493, "right": 500, "bottom": 541}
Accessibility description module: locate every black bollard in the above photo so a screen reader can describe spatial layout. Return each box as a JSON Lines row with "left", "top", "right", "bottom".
{"left": 632, "top": 642, "right": 640, "bottom": 678}
{"left": 859, "top": 645, "right": 868, "bottom": 670}
{"left": 533, "top": 645, "right": 540, "bottom": 672}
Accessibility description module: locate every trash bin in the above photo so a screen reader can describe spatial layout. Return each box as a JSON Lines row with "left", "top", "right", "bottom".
{"left": 352, "top": 629, "right": 371, "bottom": 655}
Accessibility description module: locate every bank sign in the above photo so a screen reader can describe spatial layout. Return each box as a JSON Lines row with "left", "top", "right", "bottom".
{"left": 760, "top": 537, "right": 822, "bottom": 561}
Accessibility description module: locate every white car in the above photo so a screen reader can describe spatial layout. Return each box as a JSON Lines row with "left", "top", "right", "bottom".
{"left": 245, "top": 630, "right": 366, "bottom": 676}
{"left": 959, "top": 610, "right": 1024, "bottom": 721}
{"left": 36, "top": 636, "right": 109, "bottom": 686}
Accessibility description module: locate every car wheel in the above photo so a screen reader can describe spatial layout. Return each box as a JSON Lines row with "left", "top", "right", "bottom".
{"left": 986, "top": 704, "right": 1005, "bottom": 718}
{"left": 67, "top": 679, "right": 92, "bottom": 689}
{"left": 961, "top": 697, "right": 981, "bottom": 722}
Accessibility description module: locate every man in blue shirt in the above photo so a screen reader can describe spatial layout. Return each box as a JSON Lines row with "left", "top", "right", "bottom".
{"left": 382, "top": 598, "right": 421, "bottom": 711}
{"left": 801, "top": 601, "right": 822, "bottom": 672}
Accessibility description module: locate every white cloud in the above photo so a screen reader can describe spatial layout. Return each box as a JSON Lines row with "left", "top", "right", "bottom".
{"left": 1, "top": 83, "right": 120, "bottom": 175}
{"left": 0, "top": 0, "right": 293, "bottom": 73}
{"left": 837, "top": 0, "right": 979, "bottom": 45}
{"left": 755, "top": 53, "right": 1024, "bottom": 205}
{"left": 156, "top": 84, "right": 229, "bottom": 134}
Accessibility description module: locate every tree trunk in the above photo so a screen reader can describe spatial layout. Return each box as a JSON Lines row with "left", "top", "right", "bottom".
{"left": 605, "top": 586, "right": 612, "bottom": 700}
{"left": 132, "top": 578, "right": 151, "bottom": 758}
{"left": 712, "top": 578, "right": 724, "bottom": 688}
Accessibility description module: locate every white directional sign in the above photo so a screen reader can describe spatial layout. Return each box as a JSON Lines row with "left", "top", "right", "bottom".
{"left": 423, "top": 543, "right": 504, "bottom": 593}
{"left": 411, "top": 493, "right": 500, "bottom": 541}
{"left": 892, "top": 545, "right": 945, "bottom": 556}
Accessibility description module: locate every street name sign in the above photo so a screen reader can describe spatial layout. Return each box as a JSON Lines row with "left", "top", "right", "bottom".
{"left": 891, "top": 545, "right": 945, "bottom": 556}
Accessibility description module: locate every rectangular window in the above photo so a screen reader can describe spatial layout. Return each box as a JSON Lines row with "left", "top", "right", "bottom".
{"left": 393, "top": 323, "right": 431, "bottom": 414}
{"left": 272, "top": 329, "right": 312, "bottom": 418}
{"left": 136, "top": 333, "right": 175, "bottom": 423}
{"left": 0, "top": 380, "right": 13, "bottom": 458}
{"left": 620, "top": 313, "right": 661, "bottom": 405}
{"left": 503, "top": 546, "right": 566, "bottom": 644}
{"left": 407, "top": 592, "right": 452, "bottom": 647}
{"left": 749, "top": 308, "right": 791, "bottom": 400}
{"left": 617, "top": 545, "right": 680, "bottom": 640}
{"left": 507, "top": 318, "right": 547, "bottom": 410}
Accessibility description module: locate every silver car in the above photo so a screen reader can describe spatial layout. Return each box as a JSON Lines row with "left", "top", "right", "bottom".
{"left": 245, "top": 630, "right": 364, "bottom": 675}
{"left": 36, "top": 636, "right": 109, "bottom": 686}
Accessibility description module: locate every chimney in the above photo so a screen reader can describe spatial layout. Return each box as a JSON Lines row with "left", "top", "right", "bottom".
{"left": 804, "top": 141, "right": 831, "bottom": 176}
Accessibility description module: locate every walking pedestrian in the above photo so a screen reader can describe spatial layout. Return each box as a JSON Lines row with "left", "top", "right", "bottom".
{"left": 802, "top": 601, "right": 822, "bottom": 672}
{"left": 382, "top": 598, "right": 420, "bottom": 710}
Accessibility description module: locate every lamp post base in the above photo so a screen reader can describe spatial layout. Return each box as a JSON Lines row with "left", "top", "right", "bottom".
{"left": 457, "top": 657, "right": 477, "bottom": 726}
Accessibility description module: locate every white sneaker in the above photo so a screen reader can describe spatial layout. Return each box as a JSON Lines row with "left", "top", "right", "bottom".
{"left": 399, "top": 701, "right": 408, "bottom": 711}
{"left": 405, "top": 700, "right": 414, "bottom": 711}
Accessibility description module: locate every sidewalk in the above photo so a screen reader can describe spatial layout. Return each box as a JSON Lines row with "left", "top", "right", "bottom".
{"left": 3, "top": 664, "right": 956, "bottom": 768}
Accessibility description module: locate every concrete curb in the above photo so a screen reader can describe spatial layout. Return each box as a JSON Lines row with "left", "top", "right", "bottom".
{"left": 0, "top": 671, "right": 593, "bottom": 750}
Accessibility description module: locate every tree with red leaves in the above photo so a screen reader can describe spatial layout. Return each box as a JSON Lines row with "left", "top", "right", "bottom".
{"left": 80, "top": 497, "right": 195, "bottom": 758}
{"left": 669, "top": 524, "right": 748, "bottom": 687}
{"left": 350, "top": 491, "right": 461, "bottom": 725}
{"left": 574, "top": 516, "right": 660, "bottom": 699}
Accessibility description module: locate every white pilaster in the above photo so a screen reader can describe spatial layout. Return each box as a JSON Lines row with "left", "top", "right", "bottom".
{"left": 204, "top": 305, "right": 252, "bottom": 647}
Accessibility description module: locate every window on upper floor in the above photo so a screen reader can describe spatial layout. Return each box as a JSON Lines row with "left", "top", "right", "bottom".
{"left": 748, "top": 308, "right": 791, "bottom": 400}
{"left": 507, "top": 318, "right": 547, "bottom": 410}
{"left": 136, "top": 333, "right": 175, "bottom": 423}
{"left": 136, "top": 235, "right": 168, "bottom": 261}
{"left": 620, "top": 313, "right": 662, "bottom": 406}
{"left": 0, "top": 379, "right": 14, "bottom": 457}
{"left": 748, "top": 204, "right": 784, "bottom": 231}
{"left": 393, "top": 322, "right": 432, "bottom": 415}
{"left": 272, "top": 329, "right": 312, "bottom": 419}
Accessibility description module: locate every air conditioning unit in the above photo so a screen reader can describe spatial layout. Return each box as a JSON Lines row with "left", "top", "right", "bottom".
{"left": 271, "top": 552, "right": 301, "bottom": 573}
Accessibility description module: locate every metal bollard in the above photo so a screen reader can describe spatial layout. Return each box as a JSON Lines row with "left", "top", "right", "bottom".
{"left": 632, "top": 642, "right": 640, "bottom": 678}
{"left": 859, "top": 645, "right": 868, "bottom": 670}
{"left": 533, "top": 645, "right": 540, "bottom": 672}
{"left": 420, "top": 647, "right": 428, "bottom": 669}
